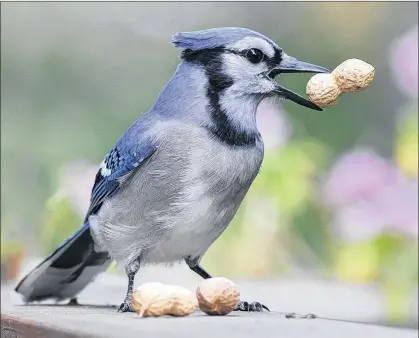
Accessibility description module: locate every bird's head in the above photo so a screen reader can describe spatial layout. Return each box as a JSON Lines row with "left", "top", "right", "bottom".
{"left": 172, "top": 27, "right": 329, "bottom": 111}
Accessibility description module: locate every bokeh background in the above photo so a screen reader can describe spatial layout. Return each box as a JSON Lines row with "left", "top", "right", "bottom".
{"left": 1, "top": 1, "right": 418, "bottom": 327}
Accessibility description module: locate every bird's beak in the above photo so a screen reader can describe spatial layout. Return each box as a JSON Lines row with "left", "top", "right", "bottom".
{"left": 268, "top": 55, "right": 330, "bottom": 111}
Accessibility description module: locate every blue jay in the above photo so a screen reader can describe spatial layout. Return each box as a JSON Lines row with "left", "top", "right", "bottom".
{"left": 15, "top": 27, "right": 328, "bottom": 313}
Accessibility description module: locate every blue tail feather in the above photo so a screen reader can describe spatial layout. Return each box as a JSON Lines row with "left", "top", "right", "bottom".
{"left": 15, "top": 222, "right": 112, "bottom": 303}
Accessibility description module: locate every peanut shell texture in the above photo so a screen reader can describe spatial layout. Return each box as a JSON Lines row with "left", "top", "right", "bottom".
{"left": 196, "top": 277, "right": 240, "bottom": 316}
{"left": 306, "top": 58, "right": 375, "bottom": 108}
{"left": 332, "top": 58, "right": 375, "bottom": 93}
{"left": 306, "top": 73, "right": 341, "bottom": 108}
{"left": 132, "top": 282, "right": 198, "bottom": 317}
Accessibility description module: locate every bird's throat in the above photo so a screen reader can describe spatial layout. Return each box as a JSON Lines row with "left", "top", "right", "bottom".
{"left": 206, "top": 88, "right": 260, "bottom": 147}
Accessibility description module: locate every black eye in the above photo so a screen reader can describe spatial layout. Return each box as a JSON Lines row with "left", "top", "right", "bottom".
{"left": 245, "top": 49, "right": 264, "bottom": 64}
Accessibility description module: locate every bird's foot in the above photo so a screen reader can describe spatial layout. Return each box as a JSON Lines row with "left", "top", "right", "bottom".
{"left": 67, "top": 298, "right": 79, "bottom": 306}
{"left": 117, "top": 299, "right": 135, "bottom": 313}
{"left": 234, "top": 301, "right": 270, "bottom": 312}
{"left": 283, "top": 312, "right": 317, "bottom": 319}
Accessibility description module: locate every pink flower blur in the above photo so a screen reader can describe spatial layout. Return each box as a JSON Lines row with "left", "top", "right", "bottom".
{"left": 371, "top": 178, "right": 418, "bottom": 237}
{"left": 390, "top": 25, "right": 418, "bottom": 97}
{"left": 322, "top": 149, "right": 398, "bottom": 207}
{"left": 59, "top": 160, "right": 98, "bottom": 217}
{"left": 333, "top": 200, "right": 386, "bottom": 242}
{"left": 256, "top": 99, "right": 292, "bottom": 150}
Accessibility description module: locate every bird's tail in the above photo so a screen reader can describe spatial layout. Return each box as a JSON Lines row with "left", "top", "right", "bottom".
{"left": 15, "top": 222, "right": 112, "bottom": 303}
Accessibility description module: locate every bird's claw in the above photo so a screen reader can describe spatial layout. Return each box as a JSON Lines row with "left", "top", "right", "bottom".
{"left": 234, "top": 301, "right": 270, "bottom": 312}
{"left": 67, "top": 298, "right": 79, "bottom": 306}
{"left": 117, "top": 301, "right": 135, "bottom": 313}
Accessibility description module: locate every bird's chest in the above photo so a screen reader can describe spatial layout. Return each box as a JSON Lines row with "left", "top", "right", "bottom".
{"left": 130, "top": 125, "right": 264, "bottom": 262}
{"left": 195, "top": 142, "right": 263, "bottom": 196}
{"left": 156, "top": 136, "right": 263, "bottom": 259}
{"left": 178, "top": 135, "right": 264, "bottom": 230}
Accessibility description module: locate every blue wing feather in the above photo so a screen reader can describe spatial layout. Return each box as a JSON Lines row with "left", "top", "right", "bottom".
{"left": 85, "top": 141, "right": 157, "bottom": 219}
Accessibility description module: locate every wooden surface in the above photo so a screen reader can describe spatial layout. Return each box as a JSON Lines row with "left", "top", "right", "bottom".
{"left": 1, "top": 258, "right": 418, "bottom": 338}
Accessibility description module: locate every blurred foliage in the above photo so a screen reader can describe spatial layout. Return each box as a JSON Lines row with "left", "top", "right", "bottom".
{"left": 395, "top": 108, "right": 418, "bottom": 178}
{"left": 335, "top": 233, "right": 418, "bottom": 324}
{"left": 0, "top": 239, "right": 25, "bottom": 263}
{"left": 42, "top": 194, "right": 83, "bottom": 255}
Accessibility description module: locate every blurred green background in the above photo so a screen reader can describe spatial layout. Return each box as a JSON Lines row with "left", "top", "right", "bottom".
{"left": 1, "top": 2, "right": 418, "bottom": 326}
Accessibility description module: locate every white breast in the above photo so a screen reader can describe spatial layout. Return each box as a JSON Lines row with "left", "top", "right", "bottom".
{"left": 144, "top": 123, "right": 264, "bottom": 263}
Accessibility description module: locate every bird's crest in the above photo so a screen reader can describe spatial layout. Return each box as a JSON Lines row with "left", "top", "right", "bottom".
{"left": 171, "top": 27, "right": 278, "bottom": 51}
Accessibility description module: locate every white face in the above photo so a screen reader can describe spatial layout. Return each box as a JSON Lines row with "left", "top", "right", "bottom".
{"left": 222, "top": 37, "right": 279, "bottom": 95}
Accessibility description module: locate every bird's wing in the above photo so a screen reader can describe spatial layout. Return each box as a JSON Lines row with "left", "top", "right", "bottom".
{"left": 85, "top": 141, "right": 157, "bottom": 219}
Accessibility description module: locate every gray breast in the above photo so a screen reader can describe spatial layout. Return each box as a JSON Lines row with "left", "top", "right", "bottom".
{"left": 90, "top": 121, "right": 264, "bottom": 267}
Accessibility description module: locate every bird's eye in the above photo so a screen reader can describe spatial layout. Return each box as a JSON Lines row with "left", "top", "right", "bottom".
{"left": 245, "top": 49, "right": 264, "bottom": 64}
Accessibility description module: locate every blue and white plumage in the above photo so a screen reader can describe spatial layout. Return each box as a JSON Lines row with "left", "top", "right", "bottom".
{"left": 15, "top": 27, "right": 329, "bottom": 312}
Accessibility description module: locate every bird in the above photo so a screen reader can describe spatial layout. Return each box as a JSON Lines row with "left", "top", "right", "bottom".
{"left": 15, "top": 27, "right": 329, "bottom": 313}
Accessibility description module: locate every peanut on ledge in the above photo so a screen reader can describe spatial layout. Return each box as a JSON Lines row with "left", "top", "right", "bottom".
{"left": 306, "top": 58, "right": 375, "bottom": 108}
{"left": 132, "top": 282, "right": 198, "bottom": 317}
{"left": 196, "top": 277, "right": 240, "bottom": 316}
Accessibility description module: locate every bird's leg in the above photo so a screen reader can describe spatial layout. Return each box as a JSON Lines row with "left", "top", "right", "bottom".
{"left": 67, "top": 298, "right": 79, "bottom": 306}
{"left": 117, "top": 258, "right": 141, "bottom": 313}
{"left": 184, "top": 256, "right": 269, "bottom": 312}
{"left": 185, "top": 257, "right": 212, "bottom": 279}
